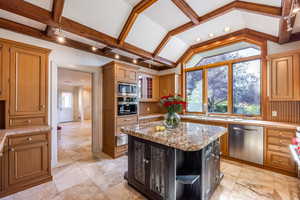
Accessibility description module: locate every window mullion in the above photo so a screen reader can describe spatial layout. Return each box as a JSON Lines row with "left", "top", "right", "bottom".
{"left": 203, "top": 69, "right": 208, "bottom": 113}
{"left": 228, "top": 63, "right": 233, "bottom": 114}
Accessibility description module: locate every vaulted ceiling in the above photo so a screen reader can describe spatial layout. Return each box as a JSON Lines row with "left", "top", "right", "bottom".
{"left": 0, "top": 0, "right": 299, "bottom": 70}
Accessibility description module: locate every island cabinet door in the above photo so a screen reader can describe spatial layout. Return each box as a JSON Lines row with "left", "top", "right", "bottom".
{"left": 148, "top": 144, "right": 175, "bottom": 200}
{"left": 128, "top": 137, "right": 147, "bottom": 192}
{"left": 202, "top": 141, "right": 220, "bottom": 200}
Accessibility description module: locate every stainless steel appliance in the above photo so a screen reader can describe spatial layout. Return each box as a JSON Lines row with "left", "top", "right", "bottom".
{"left": 116, "top": 133, "right": 128, "bottom": 146}
{"left": 229, "top": 125, "right": 264, "bottom": 165}
{"left": 118, "top": 83, "right": 137, "bottom": 96}
{"left": 117, "top": 97, "right": 138, "bottom": 116}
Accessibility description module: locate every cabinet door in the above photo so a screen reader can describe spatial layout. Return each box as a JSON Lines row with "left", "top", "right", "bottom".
{"left": 202, "top": 144, "right": 215, "bottom": 200}
{"left": 8, "top": 141, "right": 49, "bottom": 186}
{"left": 270, "top": 56, "right": 294, "bottom": 100}
{"left": 220, "top": 133, "right": 228, "bottom": 157}
{"left": 0, "top": 156, "right": 4, "bottom": 193}
{"left": 149, "top": 145, "right": 169, "bottom": 200}
{"left": 0, "top": 45, "right": 3, "bottom": 99}
{"left": 125, "top": 70, "right": 137, "bottom": 83}
{"left": 128, "top": 138, "right": 147, "bottom": 190}
{"left": 9, "top": 47, "right": 47, "bottom": 116}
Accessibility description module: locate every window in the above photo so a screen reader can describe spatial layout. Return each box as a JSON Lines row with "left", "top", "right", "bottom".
{"left": 207, "top": 66, "right": 228, "bottom": 113}
{"left": 186, "top": 70, "right": 203, "bottom": 112}
{"left": 233, "top": 60, "right": 261, "bottom": 115}
{"left": 197, "top": 47, "right": 260, "bottom": 66}
{"left": 61, "top": 92, "right": 73, "bottom": 108}
{"left": 184, "top": 41, "right": 262, "bottom": 116}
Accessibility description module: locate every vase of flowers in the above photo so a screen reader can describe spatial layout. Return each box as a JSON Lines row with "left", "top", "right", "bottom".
{"left": 160, "top": 94, "right": 186, "bottom": 129}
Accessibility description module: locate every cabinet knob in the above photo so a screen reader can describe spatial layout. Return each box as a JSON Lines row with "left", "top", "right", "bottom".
{"left": 27, "top": 137, "right": 33, "bottom": 141}
{"left": 143, "top": 159, "right": 149, "bottom": 164}
{"left": 10, "top": 148, "right": 15, "bottom": 152}
{"left": 28, "top": 120, "right": 32, "bottom": 124}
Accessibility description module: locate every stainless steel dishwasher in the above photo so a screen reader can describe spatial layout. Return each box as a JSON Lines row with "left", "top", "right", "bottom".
{"left": 229, "top": 124, "right": 264, "bottom": 165}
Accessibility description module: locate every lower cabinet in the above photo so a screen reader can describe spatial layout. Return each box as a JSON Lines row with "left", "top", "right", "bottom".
{"left": 128, "top": 136, "right": 175, "bottom": 200}
{"left": 0, "top": 131, "right": 51, "bottom": 198}
{"left": 202, "top": 140, "right": 221, "bottom": 200}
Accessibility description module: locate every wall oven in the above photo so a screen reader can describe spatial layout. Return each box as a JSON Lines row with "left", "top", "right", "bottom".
{"left": 118, "top": 83, "right": 137, "bottom": 96}
{"left": 117, "top": 97, "right": 138, "bottom": 116}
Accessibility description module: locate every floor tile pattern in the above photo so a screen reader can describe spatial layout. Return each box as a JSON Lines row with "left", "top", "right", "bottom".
{"left": 2, "top": 121, "right": 299, "bottom": 200}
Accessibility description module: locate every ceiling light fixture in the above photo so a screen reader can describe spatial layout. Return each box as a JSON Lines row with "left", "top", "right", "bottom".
{"left": 293, "top": 0, "right": 300, "bottom": 13}
{"left": 208, "top": 33, "right": 214, "bottom": 38}
{"left": 196, "top": 37, "right": 201, "bottom": 42}
{"left": 224, "top": 26, "right": 231, "bottom": 32}
{"left": 56, "top": 27, "right": 65, "bottom": 43}
{"left": 133, "top": 59, "right": 138, "bottom": 64}
{"left": 115, "top": 54, "right": 120, "bottom": 59}
{"left": 92, "top": 46, "right": 97, "bottom": 51}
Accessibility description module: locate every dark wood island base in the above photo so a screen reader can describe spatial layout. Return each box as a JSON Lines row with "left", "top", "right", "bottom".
{"left": 126, "top": 135, "right": 222, "bottom": 200}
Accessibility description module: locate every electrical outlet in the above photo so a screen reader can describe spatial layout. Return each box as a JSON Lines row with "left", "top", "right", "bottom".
{"left": 147, "top": 107, "right": 150, "bottom": 112}
{"left": 272, "top": 111, "right": 277, "bottom": 117}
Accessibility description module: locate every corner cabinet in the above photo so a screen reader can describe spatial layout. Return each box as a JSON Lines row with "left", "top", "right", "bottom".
{"left": 268, "top": 53, "right": 300, "bottom": 101}
{"left": 128, "top": 136, "right": 175, "bottom": 200}
{"left": 138, "top": 73, "right": 159, "bottom": 102}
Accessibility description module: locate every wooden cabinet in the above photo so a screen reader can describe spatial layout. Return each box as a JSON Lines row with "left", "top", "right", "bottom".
{"left": 139, "top": 73, "right": 159, "bottom": 102}
{"left": 159, "top": 74, "right": 177, "bottom": 98}
{"left": 128, "top": 136, "right": 174, "bottom": 200}
{"left": 220, "top": 132, "right": 228, "bottom": 157}
{"left": 0, "top": 45, "right": 4, "bottom": 99}
{"left": 268, "top": 53, "right": 300, "bottom": 101}
{"left": 0, "top": 155, "right": 4, "bottom": 194}
{"left": 9, "top": 47, "right": 47, "bottom": 117}
{"left": 116, "top": 64, "right": 138, "bottom": 83}
{"left": 265, "top": 128, "right": 296, "bottom": 174}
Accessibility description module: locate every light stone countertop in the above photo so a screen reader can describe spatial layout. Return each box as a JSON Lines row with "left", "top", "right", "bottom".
{"left": 121, "top": 121, "right": 226, "bottom": 151}
{"left": 0, "top": 126, "right": 51, "bottom": 155}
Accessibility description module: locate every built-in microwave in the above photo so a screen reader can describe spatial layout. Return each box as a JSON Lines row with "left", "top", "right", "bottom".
{"left": 117, "top": 97, "right": 138, "bottom": 116}
{"left": 118, "top": 83, "right": 137, "bottom": 96}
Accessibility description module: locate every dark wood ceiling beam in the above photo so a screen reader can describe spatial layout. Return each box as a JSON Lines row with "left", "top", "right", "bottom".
{"left": 177, "top": 28, "right": 279, "bottom": 64}
{"left": 278, "top": 0, "right": 294, "bottom": 44}
{"left": 0, "top": 17, "right": 165, "bottom": 70}
{"left": 118, "top": 0, "right": 158, "bottom": 44}
{"left": 153, "top": 0, "right": 282, "bottom": 57}
{"left": 0, "top": 0, "right": 174, "bottom": 67}
{"left": 171, "top": 0, "right": 199, "bottom": 24}
{"left": 46, "top": 0, "right": 65, "bottom": 36}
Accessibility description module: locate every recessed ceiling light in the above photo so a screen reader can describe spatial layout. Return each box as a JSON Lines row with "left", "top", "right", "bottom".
{"left": 92, "top": 46, "right": 97, "bottom": 51}
{"left": 115, "top": 54, "right": 120, "bottom": 59}
{"left": 133, "top": 59, "right": 138, "bottom": 64}
{"left": 196, "top": 37, "right": 201, "bottom": 42}
{"left": 208, "top": 33, "right": 214, "bottom": 38}
{"left": 224, "top": 26, "right": 231, "bottom": 32}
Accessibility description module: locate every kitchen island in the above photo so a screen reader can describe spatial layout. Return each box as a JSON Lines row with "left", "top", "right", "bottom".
{"left": 121, "top": 121, "right": 227, "bottom": 200}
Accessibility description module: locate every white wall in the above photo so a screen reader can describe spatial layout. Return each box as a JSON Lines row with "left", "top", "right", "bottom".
{"left": 268, "top": 40, "right": 300, "bottom": 55}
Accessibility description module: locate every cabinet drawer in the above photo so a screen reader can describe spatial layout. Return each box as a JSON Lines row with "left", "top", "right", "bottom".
{"left": 9, "top": 133, "right": 47, "bottom": 146}
{"left": 117, "top": 116, "right": 138, "bottom": 126}
{"left": 268, "top": 144, "right": 290, "bottom": 154}
{"left": 267, "top": 129, "right": 294, "bottom": 139}
{"left": 266, "top": 151, "right": 295, "bottom": 172}
{"left": 267, "top": 137, "right": 291, "bottom": 146}
{"left": 9, "top": 117, "right": 46, "bottom": 127}
{"left": 116, "top": 145, "right": 128, "bottom": 153}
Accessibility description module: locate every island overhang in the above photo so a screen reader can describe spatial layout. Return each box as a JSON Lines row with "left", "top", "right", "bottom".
{"left": 121, "top": 121, "right": 227, "bottom": 152}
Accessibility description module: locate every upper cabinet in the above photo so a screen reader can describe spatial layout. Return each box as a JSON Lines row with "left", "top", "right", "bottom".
{"left": 138, "top": 73, "right": 159, "bottom": 102}
{"left": 116, "top": 63, "right": 138, "bottom": 83}
{"left": 268, "top": 52, "right": 300, "bottom": 101}
{"left": 159, "top": 74, "right": 180, "bottom": 98}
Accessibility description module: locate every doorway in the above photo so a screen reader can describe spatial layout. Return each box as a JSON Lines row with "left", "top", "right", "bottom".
{"left": 57, "top": 68, "right": 93, "bottom": 166}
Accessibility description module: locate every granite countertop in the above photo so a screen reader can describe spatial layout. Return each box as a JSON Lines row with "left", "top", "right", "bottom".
{"left": 0, "top": 126, "right": 51, "bottom": 155}
{"left": 181, "top": 115, "right": 300, "bottom": 130}
{"left": 121, "top": 121, "right": 226, "bottom": 151}
{"left": 139, "top": 113, "right": 164, "bottom": 120}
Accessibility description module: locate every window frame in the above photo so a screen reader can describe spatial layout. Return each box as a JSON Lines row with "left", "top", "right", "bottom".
{"left": 184, "top": 54, "right": 263, "bottom": 117}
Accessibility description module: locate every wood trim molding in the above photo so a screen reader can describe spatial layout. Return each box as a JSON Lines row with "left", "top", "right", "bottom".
{"left": 0, "top": 0, "right": 175, "bottom": 67}
{"left": 118, "top": 0, "right": 158, "bottom": 44}
{"left": 177, "top": 28, "right": 279, "bottom": 64}
{"left": 0, "top": 17, "right": 165, "bottom": 70}
{"left": 171, "top": 0, "right": 199, "bottom": 24}
{"left": 278, "top": 0, "right": 294, "bottom": 44}
{"left": 153, "top": 1, "right": 282, "bottom": 57}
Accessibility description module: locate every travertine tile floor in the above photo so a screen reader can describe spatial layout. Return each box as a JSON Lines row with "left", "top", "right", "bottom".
{"left": 1, "top": 121, "right": 300, "bottom": 200}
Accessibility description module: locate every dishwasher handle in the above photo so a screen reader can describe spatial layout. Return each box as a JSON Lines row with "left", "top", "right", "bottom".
{"left": 232, "top": 127, "right": 259, "bottom": 132}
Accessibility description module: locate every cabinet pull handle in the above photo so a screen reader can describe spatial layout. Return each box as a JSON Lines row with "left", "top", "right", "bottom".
{"left": 40, "top": 105, "right": 46, "bottom": 109}
{"left": 143, "top": 159, "right": 149, "bottom": 164}
{"left": 28, "top": 120, "right": 32, "bottom": 124}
